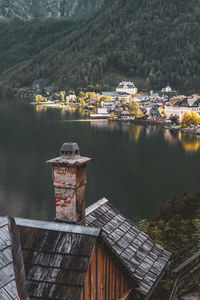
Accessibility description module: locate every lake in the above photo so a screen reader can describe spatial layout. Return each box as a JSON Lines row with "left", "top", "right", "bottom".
{"left": 0, "top": 99, "right": 200, "bottom": 222}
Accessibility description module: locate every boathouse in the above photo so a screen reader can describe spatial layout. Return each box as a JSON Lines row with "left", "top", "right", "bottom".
{"left": 0, "top": 142, "right": 171, "bottom": 300}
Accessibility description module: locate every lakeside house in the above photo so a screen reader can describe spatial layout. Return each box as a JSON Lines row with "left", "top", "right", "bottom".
{"left": 165, "top": 97, "right": 200, "bottom": 119}
{"left": 90, "top": 107, "right": 109, "bottom": 119}
{"left": 116, "top": 81, "right": 138, "bottom": 95}
{"left": 0, "top": 142, "right": 171, "bottom": 300}
{"left": 120, "top": 110, "right": 135, "bottom": 121}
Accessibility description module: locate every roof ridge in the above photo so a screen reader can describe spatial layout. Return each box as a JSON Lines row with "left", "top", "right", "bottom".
{"left": 86, "top": 198, "right": 108, "bottom": 216}
{"left": 15, "top": 217, "right": 100, "bottom": 236}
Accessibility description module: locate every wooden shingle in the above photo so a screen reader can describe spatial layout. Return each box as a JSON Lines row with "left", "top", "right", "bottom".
{"left": 86, "top": 198, "right": 171, "bottom": 297}
{"left": 15, "top": 218, "right": 100, "bottom": 300}
{"left": 0, "top": 217, "right": 29, "bottom": 300}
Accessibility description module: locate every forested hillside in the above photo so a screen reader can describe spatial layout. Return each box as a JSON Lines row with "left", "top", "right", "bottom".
{"left": 0, "top": 0, "right": 104, "bottom": 21}
{"left": 0, "top": 0, "right": 200, "bottom": 94}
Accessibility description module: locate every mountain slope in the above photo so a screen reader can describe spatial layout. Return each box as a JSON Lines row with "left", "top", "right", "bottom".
{"left": 0, "top": 0, "right": 104, "bottom": 21}
{"left": 1, "top": 0, "right": 200, "bottom": 94}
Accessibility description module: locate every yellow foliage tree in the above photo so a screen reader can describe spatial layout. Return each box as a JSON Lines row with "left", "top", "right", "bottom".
{"left": 129, "top": 94, "right": 134, "bottom": 101}
{"left": 60, "top": 91, "right": 66, "bottom": 102}
{"left": 132, "top": 101, "right": 140, "bottom": 117}
{"left": 109, "top": 112, "right": 116, "bottom": 119}
{"left": 35, "top": 94, "right": 47, "bottom": 102}
{"left": 182, "top": 111, "right": 192, "bottom": 127}
{"left": 191, "top": 112, "right": 200, "bottom": 125}
{"left": 182, "top": 111, "right": 200, "bottom": 127}
{"left": 81, "top": 99, "right": 86, "bottom": 107}
{"left": 101, "top": 96, "right": 109, "bottom": 102}
{"left": 122, "top": 96, "right": 127, "bottom": 104}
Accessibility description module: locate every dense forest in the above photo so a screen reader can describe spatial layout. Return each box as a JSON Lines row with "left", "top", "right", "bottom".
{"left": 140, "top": 190, "right": 200, "bottom": 299}
{"left": 0, "top": 0, "right": 200, "bottom": 94}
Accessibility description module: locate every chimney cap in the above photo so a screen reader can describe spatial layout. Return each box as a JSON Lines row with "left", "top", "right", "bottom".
{"left": 60, "top": 142, "right": 80, "bottom": 158}
{"left": 46, "top": 142, "right": 92, "bottom": 167}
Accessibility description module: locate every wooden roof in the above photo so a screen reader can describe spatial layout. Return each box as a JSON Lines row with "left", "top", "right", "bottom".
{"left": 15, "top": 218, "right": 100, "bottom": 300}
{"left": 86, "top": 198, "right": 171, "bottom": 296}
{"left": 0, "top": 217, "right": 29, "bottom": 300}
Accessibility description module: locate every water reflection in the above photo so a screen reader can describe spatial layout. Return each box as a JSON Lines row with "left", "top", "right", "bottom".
{"left": 180, "top": 134, "right": 200, "bottom": 152}
{"left": 164, "top": 129, "right": 200, "bottom": 153}
{"left": 128, "top": 125, "right": 143, "bottom": 142}
{"left": 34, "top": 105, "right": 200, "bottom": 153}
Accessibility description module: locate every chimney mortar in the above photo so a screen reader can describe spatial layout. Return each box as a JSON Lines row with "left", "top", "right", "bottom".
{"left": 46, "top": 143, "right": 92, "bottom": 225}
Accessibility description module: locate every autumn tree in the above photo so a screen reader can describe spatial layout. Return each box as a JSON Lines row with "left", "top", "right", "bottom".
{"left": 181, "top": 111, "right": 192, "bottom": 127}
{"left": 190, "top": 111, "right": 200, "bottom": 125}
{"left": 129, "top": 94, "right": 134, "bottom": 102}
{"left": 101, "top": 96, "right": 109, "bottom": 102}
{"left": 109, "top": 112, "right": 116, "bottom": 119}
{"left": 60, "top": 91, "right": 66, "bottom": 102}
{"left": 132, "top": 101, "right": 140, "bottom": 117}
{"left": 35, "top": 94, "right": 47, "bottom": 102}
{"left": 122, "top": 96, "right": 126, "bottom": 104}
{"left": 182, "top": 111, "right": 200, "bottom": 127}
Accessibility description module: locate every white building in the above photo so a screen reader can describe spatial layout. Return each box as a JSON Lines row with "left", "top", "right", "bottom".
{"left": 162, "top": 84, "right": 175, "bottom": 93}
{"left": 116, "top": 81, "right": 138, "bottom": 95}
{"left": 164, "top": 98, "right": 200, "bottom": 120}
{"left": 90, "top": 108, "right": 109, "bottom": 119}
{"left": 101, "top": 101, "right": 116, "bottom": 110}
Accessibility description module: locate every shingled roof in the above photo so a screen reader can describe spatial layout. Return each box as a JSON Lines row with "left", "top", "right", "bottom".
{"left": 15, "top": 218, "right": 100, "bottom": 300}
{"left": 0, "top": 217, "right": 29, "bottom": 300}
{"left": 86, "top": 198, "right": 171, "bottom": 296}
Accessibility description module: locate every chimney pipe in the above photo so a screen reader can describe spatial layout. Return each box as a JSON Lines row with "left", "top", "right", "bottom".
{"left": 46, "top": 142, "right": 92, "bottom": 225}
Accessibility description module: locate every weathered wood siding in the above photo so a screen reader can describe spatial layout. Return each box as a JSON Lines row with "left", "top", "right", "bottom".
{"left": 80, "top": 241, "right": 132, "bottom": 300}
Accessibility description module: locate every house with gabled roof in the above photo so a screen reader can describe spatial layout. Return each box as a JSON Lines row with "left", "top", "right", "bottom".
{"left": 85, "top": 199, "right": 171, "bottom": 298}
{"left": 0, "top": 142, "right": 171, "bottom": 300}
{"left": 165, "top": 97, "right": 200, "bottom": 120}
{"left": 116, "top": 81, "right": 138, "bottom": 95}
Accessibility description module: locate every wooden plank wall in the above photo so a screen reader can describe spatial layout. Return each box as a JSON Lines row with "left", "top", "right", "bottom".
{"left": 80, "top": 241, "right": 132, "bottom": 300}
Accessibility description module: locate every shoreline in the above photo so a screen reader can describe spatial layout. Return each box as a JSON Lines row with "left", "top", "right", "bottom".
{"left": 32, "top": 102, "right": 200, "bottom": 137}
{"left": 131, "top": 119, "right": 200, "bottom": 137}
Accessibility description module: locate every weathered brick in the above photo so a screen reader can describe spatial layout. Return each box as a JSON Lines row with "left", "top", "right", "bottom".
{"left": 47, "top": 144, "right": 92, "bottom": 225}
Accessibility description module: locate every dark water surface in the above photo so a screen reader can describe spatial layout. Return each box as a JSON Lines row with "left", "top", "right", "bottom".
{"left": 1, "top": 99, "right": 200, "bottom": 221}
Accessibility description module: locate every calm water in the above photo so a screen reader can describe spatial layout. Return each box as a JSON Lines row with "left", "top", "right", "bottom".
{"left": 0, "top": 99, "right": 200, "bottom": 221}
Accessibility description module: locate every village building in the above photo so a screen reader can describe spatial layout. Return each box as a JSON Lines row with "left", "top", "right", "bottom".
{"left": 120, "top": 110, "right": 135, "bottom": 121}
{"left": 165, "top": 97, "right": 200, "bottom": 119}
{"left": 99, "top": 91, "right": 131, "bottom": 102}
{"left": 101, "top": 100, "right": 116, "bottom": 111}
{"left": 90, "top": 108, "right": 109, "bottom": 119}
{"left": 0, "top": 142, "right": 171, "bottom": 300}
{"left": 134, "top": 96, "right": 147, "bottom": 102}
{"left": 150, "top": 90, "right": 159, "bottom": 97}
{"left": 149, "top": 106, "right": 162, "bottom": 118}
{"left": 66, "top": 91, "right": 76, "bottom": 103}
{"left": 116, "top": 81, "right": 138, "bottom": 95}
{"left": 161, "top": 84, "right": 176, "bottom": 93}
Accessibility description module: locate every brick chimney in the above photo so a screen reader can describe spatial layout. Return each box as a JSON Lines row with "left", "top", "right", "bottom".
{"left": 46, "top": 142, "right": 92, "bottom": 225}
